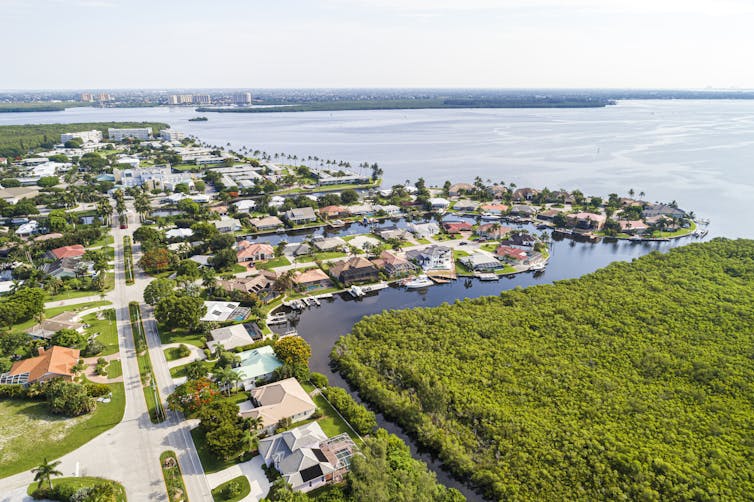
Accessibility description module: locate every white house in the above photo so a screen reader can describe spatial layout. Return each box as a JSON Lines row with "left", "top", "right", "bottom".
{"left": 213, "top": 217, "right": 242, "bottom": 233}
{"left": 406, "top": 245, "right": 453, "bottom": 271}
{"left": 407, "top": 222, "right": 439, "bottom": 239}
{"left": 234, "top": 199, "right": 257, "bottom": 213}
{"left": 428, "top": 197, "right": 450, "bottom": 210}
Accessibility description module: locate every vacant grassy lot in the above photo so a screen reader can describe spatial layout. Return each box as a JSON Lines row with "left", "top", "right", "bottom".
{"left": 10, "top": 300, "right": 111, "bottom": 335}
{"left": 83, "top": 308, "right": 118, "bottom": 355}
{"left": 0, "top": 382, "right": 125, "bottom": 478}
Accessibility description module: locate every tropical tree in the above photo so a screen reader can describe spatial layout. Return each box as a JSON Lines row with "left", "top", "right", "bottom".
{"left": 32, "top": 458, "right": 62, "bottom": 490}
{"left": 213, "top": 366, "right": 241, "bottom": 395}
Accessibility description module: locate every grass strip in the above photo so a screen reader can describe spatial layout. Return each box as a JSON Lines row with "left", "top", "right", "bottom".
{"left": 129, "top": 302, "right": 165, "bottom": 423}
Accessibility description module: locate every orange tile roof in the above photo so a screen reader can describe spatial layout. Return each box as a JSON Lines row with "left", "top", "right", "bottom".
{"left": 293, "top": 268, "right": 330, "bottom": 284}
{"left": 8, "top": 346, "right": 80, "bottom": 382}
{"left": 49, "top": 245, "right": 86, "bottom": 259}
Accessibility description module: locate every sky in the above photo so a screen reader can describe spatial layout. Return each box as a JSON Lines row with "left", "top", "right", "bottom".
{"left": 2, "top": 0, "right": 754, "bottom": 89}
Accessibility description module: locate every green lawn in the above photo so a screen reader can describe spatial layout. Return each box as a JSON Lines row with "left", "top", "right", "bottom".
{"left": 256, "top": 256, "right": 291, "bottom": 270}
{"left": 11, "top": 300, "right": 111, "bottom": 335}
{"left": 164, "top": 346, "right": 190, "bottom": 361}
{"left": 89, "top": 233, "right": 115, "bottom": 248}
{"left": 107, "top": 359, "right": 122, "bottom": 379}
{"left": 82, "top": 308, "right": 119, "bottom": 356}
{"left": 416, "top": 238, "right": 432, "bottom": 245}
{"left": 454, "top": 259, "right": 472, "bottom": 274}
{"left": 495, "top": 264, "right": 518, "bottom": 274}
{"left": 190, "top": 427, "right": 256, "bottom": 474}
{"left": 130, "top": 303, "right": 165, "bottom": 423}
{"left": 212, "top": 475, "right": 251, "bottom": 502}
{"left": 295, "top": 251, "right": 347, "bottom": 263}
{"left": 170, "top": 360, "right": 214, "bottom": 379}
{"left": 27, "top": 476, "right": 126, "bottom": 501}
{"left": 312, "top": 393, "right": 360, "bottom": 441}
{"left": 45, "top": 286, "right": 109, "bottom": 303}
{"left": 0, "top": 382, "right": 125, "bottom": 478}
{"left": 158, "top": 325, "right": 205, "bottom": 348}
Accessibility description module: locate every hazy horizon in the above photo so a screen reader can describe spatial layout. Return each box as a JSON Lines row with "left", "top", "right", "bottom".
{"left": 3, "top": 0, "right": 754, "bottom": 89}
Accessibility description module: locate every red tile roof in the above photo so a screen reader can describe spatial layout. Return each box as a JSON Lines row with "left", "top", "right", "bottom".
{"left": 8, "top": 346, "right": 80, "bottom": 382}
{"left": 49, "top": 245, "right": 86, "bottom": 259}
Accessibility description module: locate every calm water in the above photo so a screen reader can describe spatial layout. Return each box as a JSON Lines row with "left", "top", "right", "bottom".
{"left": 1, "top": 100, "right": 753, "bottom": 238}
{"left": 1, "top": 102, "right": 745, "bottom": 498}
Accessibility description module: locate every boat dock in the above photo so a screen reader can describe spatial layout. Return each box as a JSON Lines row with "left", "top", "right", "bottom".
{"left": 475, "top": 272, "right": 499, "bottom": 281}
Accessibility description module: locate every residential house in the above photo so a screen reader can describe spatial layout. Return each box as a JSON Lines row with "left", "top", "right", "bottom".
{"left": 250, "top": 216, "right": 284, "bottom": 231}
{"left": 213, "top": 217, "right": 242, "bottom": 233}
{"left": 550, "top": 190, "right": 575, "bottom": 204}
{"left": 479, "top": 203, "right": 509, "bottom": 215}
{"left": 375, "top": 226, "right": 410, "bottom": 241}
{"left": 428, "top": 197, "right": 450, "bottom": 210}
{"left": 406, "top": 245, "right": 453, "bottom": 271}
{"left": 537, "top": 209, "right": 564, "bottom": 221}
{"left": 347, "top": 235, "right": 380, "bottom": 251}
{"left": 495, "top": 245, "right": 528, "bottom": 263}
{"left": 510, "top": 204, "right": 538, "bottom": 217}
{"left": 618, "top": 220, "right": 650, "bottom": 234}
{"left": 448, "top": 183, "right": 475, "bottom": 197}
{"left": 200, "top": 301, "right": 250, "bottom": 322}
{"left": 166, "top": 228, "right": 194, "bottom": 240}
{"left": 373, "top": 204, "right": 400, "bottom": 216}
{"left": 45, "top": 257, "right": 94, "bottom": 279}
{"left": 371, "top": 250, "right": 416, "bottom": 277}
{"left": 346, "top": 204, "right": 373, "bottom": 216}
{"left": 232, "top": 345, "right": 283, "bottom": 389}
{"left": 442, "top": 221, "right": 473, "bottom": 235}
{"left": 216, "top": 274, "right": 272, "bottom": 295}
{"left": 209, "top": 204, "right": 229, "bottom": 216}
{"left": 566, "top": 212, "right": 607, "bottom": 230}
{"left": 642, "top": 204, "right": 686, "bottom": 219}
{"left": 293, "top": 269, "right": 332, "bottom": 291}
{"left": 239, "top": 378, "right": 316, "bottom": 434}
{"left": 236, "top": 241, "right": 274, "bottom": 263}
{"left": 312, "top": 236, "right": 346, "bottom": 252}
{"left": 500, "top": 232, "right": 537, "bottom": 247}
{"left": 284, "top": 207, "right": 318, "bottom": 226}
{"left": 329, "top": 257, "right": 379, "bottom": 284}
{"left": 407, "top": 222, "right": 439, "bottom": 239}
{"left": 207, "top": 323, "right": 260, "bottom": 352}
{"left": 476, "top": 223, "right": 512, "bottom": 240}
{"left": 26, "top": 311, "right": 85, "bottom": 340}
{"left": 46, "top": 245, "right": 86, "bottom": 261}
{"left": 318, "top": 206, "right": 350, "bottom": 219}
{"left": 234, "top": 199, "right": 257, "bottom": 214}
{"left": 283, "top": 242, "right": 313, "bottom": 258}
{"left": 461, "top": 252, "right": 501, "bottom": 271}
{"left": 0, "top": 346, "right": 79, "bottom": 385}
{"left": 512, "top": 188, "right": 540, "bottom": 202}
{"left": 453, "top": 200, "right": 478, "bottom": 212}
{"left": 15, "top": 220, "right": 39, "bottom": 237}
{"left": 258, "top": 422, "right": 356, "bottom": 493}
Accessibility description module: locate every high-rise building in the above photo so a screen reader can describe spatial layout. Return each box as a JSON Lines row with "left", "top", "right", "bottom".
{"left": 97, "top": 93, "right": 112, "bottom": 102}
{"left": 193, "top": 94, "right": 211, "bottom": 105}
{"left": 80, "top": 93, "right": 93, "bottom": 102}
{"left": 108, "top": 128, "right": 152, "bottom": 141}
{"left": 169, "top": 94, "right": 194, "bottom": 105}
{"left": 233, "top": 92, "right": 252, "bottom": 105}
{"left": 61, "top": 130, "right": 103, "bottom": 144}
{"left": 159, "top": 130, "right": 186, "bottom": 142}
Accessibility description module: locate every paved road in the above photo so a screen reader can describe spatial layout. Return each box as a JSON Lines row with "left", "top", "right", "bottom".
{"left": 0, "top": 204, "right": 212, "bottom": 501}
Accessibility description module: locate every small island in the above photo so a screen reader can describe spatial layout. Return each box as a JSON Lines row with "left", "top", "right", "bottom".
{"left": 188, "top": 116, "right": 208, "bottom": 122}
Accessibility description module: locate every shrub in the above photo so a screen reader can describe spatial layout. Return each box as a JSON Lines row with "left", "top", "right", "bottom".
{"left": 309, "top": 372, "right": 329, "bottom": 388}
{"left": 321, "top": 386, "right": 377, "bottom": 435}
{"left": 225, "top": 480, "right": 242, "bottom": 498}
{"left": 177, "top": 344, "right": 191, "bottom": 358}
{"left": 82, "top": 340, "right": 104, "bottom": 357}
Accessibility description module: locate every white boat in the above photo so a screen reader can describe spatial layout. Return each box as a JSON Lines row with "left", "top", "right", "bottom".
{"left": 404, "top": 275, "right": 434, "bottom": 289}
{"left": 481, "top": 212, "right": 501, "bottom": 220}
{"left": 528, "top": 262, "right": 546, "bottom": 271}
{"left": 348, "top": 285, "right": 365, "bottom": 298}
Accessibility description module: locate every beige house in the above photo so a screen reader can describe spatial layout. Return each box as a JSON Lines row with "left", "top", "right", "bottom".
{"left": 239, "top": 377, "right": 317, "bottom": 434}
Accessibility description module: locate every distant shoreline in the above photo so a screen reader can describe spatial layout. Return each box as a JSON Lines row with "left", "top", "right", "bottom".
{"left": 196, "top": 98, "right": 614, "bottom": 113}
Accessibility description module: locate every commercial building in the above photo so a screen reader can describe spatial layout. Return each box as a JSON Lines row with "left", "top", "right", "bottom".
{"left": 233, "top": 92, "right": 252, "bottom": 105}
{"left": 108, "top": 128, "right": 151, "bottom": 141}
{"left": 61, "top": 130, "right": 103, "bottom": 144}
{"left": 193, "top": 94, "right": 211, "bottom": 104}
{"left": 168, "top": 94, "right": 194, "bottom": 105}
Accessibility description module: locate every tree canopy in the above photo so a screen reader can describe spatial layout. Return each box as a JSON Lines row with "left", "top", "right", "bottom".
{"left": 333, "top": 239, "right": 754, "bottom": 501}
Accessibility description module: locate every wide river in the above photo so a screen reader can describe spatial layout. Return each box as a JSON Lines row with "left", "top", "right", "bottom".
{"left": 2, "top": 101, "right": 751, "bottom": 499}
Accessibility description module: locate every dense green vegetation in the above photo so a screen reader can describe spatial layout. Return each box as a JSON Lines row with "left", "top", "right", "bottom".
{"left": 197, "top": 97, "right": 611, "bottom": 114}
{"left": 160, "top": 451, "right": 187, "bottom": 502}
{"left": 27, "top": 475, "right": 126, "bottom": 501}
{"left": 0, "top": 121, "right": 168, "bottom": 157}
{"left": 0, "top": 102, "right": 89, "bottom": 113}
{"left": 332, "top": 239, "right": 754, "bottom": 501}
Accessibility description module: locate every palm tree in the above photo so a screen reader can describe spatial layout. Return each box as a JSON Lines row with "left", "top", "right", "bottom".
{"left": 246, "top": 415, "right": 264, "bottom": 434}
{"left": 214, "top": 367, "right": 241, "bottom": 395}
{"left": 639, "top": 191, "right": 646, "bottom": 199}
{"left": 273, "top": 270, "right": 295, "bottom": 293}
{"left": 32, "top": 458, "right": 62, "bottom": 490}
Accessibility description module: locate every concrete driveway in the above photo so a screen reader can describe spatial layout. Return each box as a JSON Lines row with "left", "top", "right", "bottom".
{"left": 205, "top": 456, "right": 270, "bottom": 501}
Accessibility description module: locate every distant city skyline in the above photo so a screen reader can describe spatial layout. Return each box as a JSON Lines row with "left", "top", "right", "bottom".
{"left": 2, "top": 0, "right": 754, "bottom": 89}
